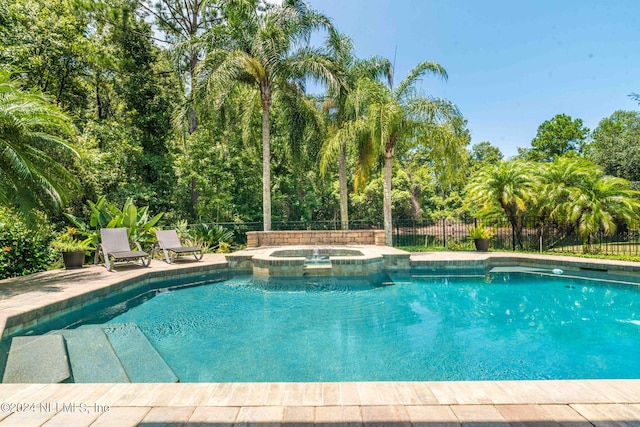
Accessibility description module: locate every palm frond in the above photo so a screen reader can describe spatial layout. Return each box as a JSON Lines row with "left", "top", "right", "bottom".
{"left": 283, "top": 46, "right": 341, "bottom": 93}
{"left": 0, "top": 70, "right": 78, "bottom": 219}
{"left": 394, "top": 60, "right": 447, "bottom": 102}
{"left": 352, "top": 56, "right": 393, "bottom": 88}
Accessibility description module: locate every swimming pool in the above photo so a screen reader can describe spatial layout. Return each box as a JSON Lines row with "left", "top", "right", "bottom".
{"left": 14, "top": 269, "right": 638, "bottom": 383}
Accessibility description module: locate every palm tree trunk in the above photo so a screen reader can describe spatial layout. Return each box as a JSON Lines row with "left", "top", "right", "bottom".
{"left": 188, "top": 58, "right": 199, "bottom": 218}
{"left": 262, "top": 105, "right": 272, "bottom": 231}
{"left": 383, "top": 152, "right": 393, "bottom": 246}
{"left": 338, "top": 140, "right": 349, "bottom": 230}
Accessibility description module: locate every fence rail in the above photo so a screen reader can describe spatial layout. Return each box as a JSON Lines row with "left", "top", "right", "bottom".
{"left": 392, "top": 218, "right": 640, "bottom": 256}
{"left": 196, "top": 218, "right": 640, "bottom": 256}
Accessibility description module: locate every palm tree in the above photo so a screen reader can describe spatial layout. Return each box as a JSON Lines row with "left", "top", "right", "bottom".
{"left": 144, "top": 0, "right": 222, "bottom": 213}
{"left": 320, "top": 32, "right": 391, "bottom": 230}
{"left": 537, "top": 157, "right": 593, "bottom": 221}
{"left": 542, "top": 158, "right": 640, "bottom": 249}
{"left": 340, "top": 61, "right": 460, "bottom": 245}
{"left": 0, "top": 70, "right": 78, "bottom": 221}
{"left": 569, "top": 174, "right": 640, "bottom": 248}
{"left": 198, "top": 0, "right": 340, "bottom": 231}
{"left": 465, "top": 161, "right": 538, "bottom": 249}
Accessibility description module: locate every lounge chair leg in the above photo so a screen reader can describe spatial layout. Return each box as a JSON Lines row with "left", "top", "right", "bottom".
{"left": 140, "top": 256, "right": 150, "bottom": 267}
{"left": 105, "top": 256, "right": 113, "bottom": 272}
{"left": 95, "top": 245, "right": 104, "bottom": 265}
{"left": 163, "top": 248, "right": 172, "bottom": 264}
{"left": 194, "top": 251, "right": 203, "bottom": 261}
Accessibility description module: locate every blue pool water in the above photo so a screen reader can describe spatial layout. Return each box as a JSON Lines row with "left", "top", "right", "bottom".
{"left": 84, "top": 271, "right": 640, "bottom": 382}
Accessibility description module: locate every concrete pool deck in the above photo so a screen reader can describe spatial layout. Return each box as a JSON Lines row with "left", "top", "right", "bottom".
{"left": 0, "top": 251, "right": 638, "bottom": 425}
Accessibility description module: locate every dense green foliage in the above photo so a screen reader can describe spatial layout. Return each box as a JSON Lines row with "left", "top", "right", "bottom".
{"left": 517, "top": 114, "right": 589, "bottom": 161}
{"left": 465, "top": 158, "right": 640, "bottom": 249}
{"left": 589, "top": 110, "right": 640, "bottom": 185}
{"left": 0, "top": 0, "right": 638, "bottom": 277}
{"left": 65, "top": 196, "right": 163, "bottom": 250}
{"left": 0, "top": 208, "right": 57, "bottom": 279}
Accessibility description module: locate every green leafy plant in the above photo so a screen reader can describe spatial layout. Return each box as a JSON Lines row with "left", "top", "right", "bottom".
{"left": 188, "top": 224, "right": 234, "bottom": 253}
{"left": 446, "top": 240, "right": 463, "bottom": 251}
{"left": 0, "top": 208, "right": 57, "bottom": 279}
{"left": 51, "top": 228, "right": 93, "bottom": 253}
{"left": 216, "top": 241, "right": 231, "bottom": 254}
{"left": 468, "top": 225, "right": 494, "bottom": 240}
{"left": 65, "top": 196, "right": 164, "bottom": 250}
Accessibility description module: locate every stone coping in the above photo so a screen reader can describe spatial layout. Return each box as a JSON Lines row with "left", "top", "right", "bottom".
{"left": 227, "top": 245, "right": 410, "bottom": 276}
{"left": 409, "top": 251, "right": 640, "bottom": 277}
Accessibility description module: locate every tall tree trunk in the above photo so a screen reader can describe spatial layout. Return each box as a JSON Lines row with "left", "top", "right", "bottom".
{"left": 261, "top": 92, "right": 272, "bottom": 231}
{"left": 383, "top": 151, "right": 393, "bottom": 246}
{"left": 95, "top": 73, "right": 103, "bottom": 120}
{"left": 338, "top": 140, "right": 349, "bottom": 230}
{"left": 188, "top": 56, "right": 199, "bottom": 217}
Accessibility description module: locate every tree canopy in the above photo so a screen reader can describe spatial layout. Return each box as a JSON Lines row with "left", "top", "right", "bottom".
{"left": 589, "top": 110, "right": 640, "bottom": 185}
{"left": 517, "top": 113, "right": 590, "bottom": 162}
{"left": 0, "top": 0, "right": 637, "bottom": 246}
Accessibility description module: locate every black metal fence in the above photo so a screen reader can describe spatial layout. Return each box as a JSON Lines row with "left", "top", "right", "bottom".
{"left": 392, "top": 218, "right": 640, "bottom": 256}
{"left": 198, "top": 218, "right": 640, "bottom": 256}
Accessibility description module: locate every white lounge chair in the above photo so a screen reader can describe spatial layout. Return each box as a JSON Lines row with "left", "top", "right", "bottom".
{"left": 95, "top": 228, "right": 151, "bottom": 271}
{"left": 154, "top": 229, "right": 203, "bottom": 264}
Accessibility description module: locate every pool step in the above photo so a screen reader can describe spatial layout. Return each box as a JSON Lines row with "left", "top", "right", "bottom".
{"left": 61, "top": 328, "right": 130, "bottom": 383}
{"left": 2, "top": 324, "right": 178, "bottom": 383}
{"left": 304, "top": 265, "right": 333, "bottom": 276}
{"left": 2, "top": 335, "right": 70, "bottom": 383}
{"left": 103, "top": 324, "right": 178, "bottom": 383}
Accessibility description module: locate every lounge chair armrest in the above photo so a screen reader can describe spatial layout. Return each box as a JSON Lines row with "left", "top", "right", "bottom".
{"left": 133, "top": 241, "right": 144, "bottom": 252}
{"left": 184, "top": 239, "right": 194, "bottom": 247}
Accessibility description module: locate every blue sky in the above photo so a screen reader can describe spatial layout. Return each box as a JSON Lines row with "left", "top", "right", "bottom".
{"left": 306, "top": 0, "right": 640, "bottom": 157}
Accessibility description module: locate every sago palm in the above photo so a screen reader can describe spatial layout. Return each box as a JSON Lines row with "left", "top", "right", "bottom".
{"left": 538, "top": 157, "right": 594, "bottom": 223}
{"left": 0, "top": 70, "right": 77, "bottom": 221}
{"left": 565, "top": 168, "right": 640, "bottom": 247}
{"left": 198, "top": 0, "right": 340, "bottom": 231}
{"left": 320, "top": 31, "right": 391, "bottom": 230}
{"left": 465, "top": 161, "right": 538, "bottom": 249}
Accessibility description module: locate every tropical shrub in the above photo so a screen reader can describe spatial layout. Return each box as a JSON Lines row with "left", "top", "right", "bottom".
{"left": 51, "top": 227, "right": 93, "bottom": 253}
{"left": 465, "top": 160, "right": 538, "bottom": 249}
{"left": 466, "top": 157, "right": 640, "bottom": 252}
{"left": 187, "top": 223, "right": 234, "bottom": 253}
{"left": 468, "top": 225, "right": 494, "bottom": 240}
{"left": 0, "top": 208, "right": 57, "bottom": 279}
{"left": 65, "top": 196, "right": 164, "bottom": 250}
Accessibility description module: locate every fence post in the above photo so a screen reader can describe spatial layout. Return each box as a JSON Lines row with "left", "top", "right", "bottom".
{"left": 512, "top": 225, "right": 516, "bottom": 251}
{"left": 394, "top": 220, "right": 398, "bottom": 247}
{"left": 442, "top": 218, "right": 446, "bottom": 248}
